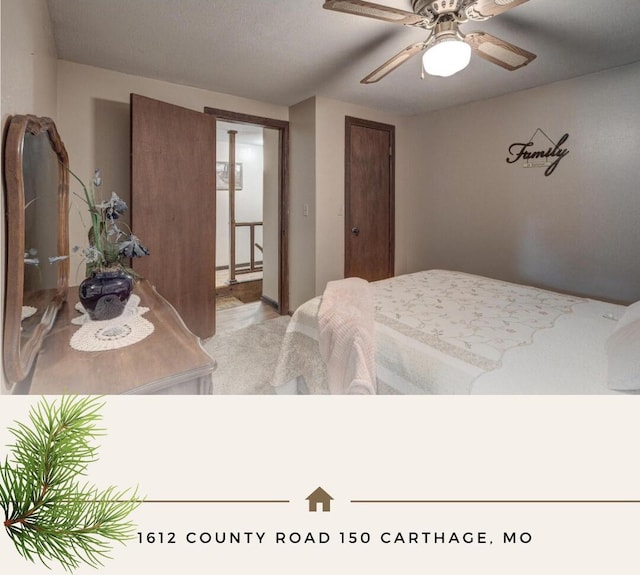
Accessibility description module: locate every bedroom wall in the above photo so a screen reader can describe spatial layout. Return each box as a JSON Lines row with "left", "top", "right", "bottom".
{"left": 288, "top": 97, "right": 317, "bottom": 311}
{"left": 404, "top": 61, "right": 640, "bottom": 304}
{"left": 55, "top": 62, "right": 417, "bottom": 314}
{"left": 56, "top": 60, "right": 289, "bottom": 286}
{"left": 1, "top": 0, "right": 58, "bottom": 394}
{"left": 1, "top": 0, "right": 58, "bottom": 122}
{"left": 314, "top": 97, "right": 410, "bottom": 296}
{"left": 287, "top": 96, "right": 411, "bottom": 310}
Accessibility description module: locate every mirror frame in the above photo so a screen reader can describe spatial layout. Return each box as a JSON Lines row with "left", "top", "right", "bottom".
{"left": 3, "top": 114, "right": 69, "bottom": 388}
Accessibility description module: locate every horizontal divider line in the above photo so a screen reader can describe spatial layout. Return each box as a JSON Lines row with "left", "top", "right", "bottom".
{"left": 139, "top": 500, "right": 291, "bottom": 504}
{"left": 16, "top": 499, "right": 640, "bottom": 504}
{"left": 351, "top": 500, "right": 640, "bottom": 504}
{"left": 9, "top": 499, "right": 291, "bottom": 504}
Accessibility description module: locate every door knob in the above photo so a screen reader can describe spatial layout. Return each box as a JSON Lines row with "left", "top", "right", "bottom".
{"left": 351, "top": 227, "right": 360, "bottom": 236}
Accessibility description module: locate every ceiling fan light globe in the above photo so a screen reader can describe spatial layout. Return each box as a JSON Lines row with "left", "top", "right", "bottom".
{"left": 422, "top": 39, "right": 471, "bottom": 77}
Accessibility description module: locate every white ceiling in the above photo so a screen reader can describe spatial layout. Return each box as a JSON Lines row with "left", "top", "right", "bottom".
{"left": 46, "top": 0, "right": 640, "bottom": 116}
{"left": 217, "top": 121, "right": 264, "bottom": 146}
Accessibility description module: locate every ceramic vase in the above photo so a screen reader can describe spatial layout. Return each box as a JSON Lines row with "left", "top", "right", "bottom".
{"left": 78, "top": 269, "right": 134, "bottom": 321}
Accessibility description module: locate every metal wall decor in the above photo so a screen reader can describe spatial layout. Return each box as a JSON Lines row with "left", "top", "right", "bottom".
{"left": 506, "top": 128, "right": 569, "bottom": 176}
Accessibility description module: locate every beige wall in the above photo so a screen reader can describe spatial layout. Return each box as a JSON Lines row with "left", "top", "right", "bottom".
{"left": 1, "top": 0, "right": 58, "bottom": 393}
{"left": 288, "top": 97, "right": 317, "bottom": 310}
{"left": 288, "top": 96, "right": 409, "bottom": 309}
{"left": 56, "top": 60, "right": 289, "bottom": 285}
{"left": 403, "top": 61, "right": 640, "bottom": 304}
{"left": 314, "top": 97, "right": 409, "bottom": 296}
{"left": 50, "top": 57, "right": 640, "bottom": 308}
{"left": 1, "top": 0, "right": 58, "bottom": 122}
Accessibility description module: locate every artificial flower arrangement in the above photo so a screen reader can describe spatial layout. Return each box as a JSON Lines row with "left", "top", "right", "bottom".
{"left": 68, "top": 168, "right": 150, "bottom": 321}
{"left": 69, "top": 168, "right": 150, "bottom": 276}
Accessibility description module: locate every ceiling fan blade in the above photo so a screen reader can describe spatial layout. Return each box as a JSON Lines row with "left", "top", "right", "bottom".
{"left": 465, "top": 31, "right": 536, "bottom": 71}
{"left": 465, "top": 0, "right": 530, "bottom": 21}
{"left": 323, "top": 0, "right": 427, "bottom": 26}
{"left": 361, "top": 41, "right": 426, "bottom": 84}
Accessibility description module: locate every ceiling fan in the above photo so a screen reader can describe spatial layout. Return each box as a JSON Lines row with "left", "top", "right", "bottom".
{"left": 323, "top": 0, "right": 537, "bottom": 82}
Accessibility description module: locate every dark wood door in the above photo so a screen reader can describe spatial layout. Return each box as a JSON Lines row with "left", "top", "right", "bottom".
{"left": 130, "top": 94, "right": 217, "bottom": 339}
{"left": 345, "top": 116, "right": 395, "bottom": 281}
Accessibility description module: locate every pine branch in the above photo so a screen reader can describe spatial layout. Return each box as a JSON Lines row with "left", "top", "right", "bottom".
{"left": 1, "top": 396, "right": 143, "bottom": 572}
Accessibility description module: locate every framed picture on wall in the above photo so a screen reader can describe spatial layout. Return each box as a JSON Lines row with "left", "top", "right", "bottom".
{"left": 216, "top": 161, "right": 243, "bottom": 190}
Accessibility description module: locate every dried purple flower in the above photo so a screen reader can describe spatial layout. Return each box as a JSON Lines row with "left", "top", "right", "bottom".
{"left": 97, "top": 192, "right": 128, "bottom": 222}
{"left": 92, "top": 168, "right": 102, "bottom": 187}
{"left": 118, "top": 235, "right": 150, "bottom": 259}
{"left": 81, "top": 246, "right": 102, "bottom": 264}
{"left": 68, "top": 167, "right": 149, "bottom": 274}
{"left": 48, "top": 255, "right": 70, "bottom": 264}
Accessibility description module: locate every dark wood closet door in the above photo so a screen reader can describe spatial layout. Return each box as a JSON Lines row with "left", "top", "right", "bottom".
{"left": 345, "top": 116, "right": 395, "bottom": 282}
{"left": 130, "top": 94, "right": 217, "bottom": 339}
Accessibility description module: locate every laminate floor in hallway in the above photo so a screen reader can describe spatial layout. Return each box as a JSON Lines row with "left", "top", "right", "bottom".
{"left": 215, "top": 300, "right": 281, "bottom": 335}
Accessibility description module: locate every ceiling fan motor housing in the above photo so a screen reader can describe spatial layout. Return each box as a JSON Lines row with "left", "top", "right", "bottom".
{"left": 431, "top": 18, "right": 465, "bottom": 43}
{"left": 412, "top": 0, "right": 464, "bottom": 17}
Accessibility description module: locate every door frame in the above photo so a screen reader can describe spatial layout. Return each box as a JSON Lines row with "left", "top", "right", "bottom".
{"left": 205, "top": 107, "right": 289, "bottom": 315}
{"left": 344, "top": 115, "right": 395, "bottom": 279}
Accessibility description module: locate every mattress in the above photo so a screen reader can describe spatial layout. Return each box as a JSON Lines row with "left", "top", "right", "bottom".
{"left": 271, "top": 269, "right": 632, "bottom": 395}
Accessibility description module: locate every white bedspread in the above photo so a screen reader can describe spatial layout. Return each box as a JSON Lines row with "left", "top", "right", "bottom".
{"left": 272, "top": 269, "right": 629, "bottom": 395}
{"left": 472, "top": 298, "right": 632, "bottom": 394}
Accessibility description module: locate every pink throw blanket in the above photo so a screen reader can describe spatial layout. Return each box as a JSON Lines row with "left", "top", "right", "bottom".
{"left": 318, "top": 277, "right": 376, "bottom": 394}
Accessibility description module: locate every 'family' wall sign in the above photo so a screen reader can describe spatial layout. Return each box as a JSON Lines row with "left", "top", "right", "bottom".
{"left": 506, "top": 128, "right": 569, "bottom": 176}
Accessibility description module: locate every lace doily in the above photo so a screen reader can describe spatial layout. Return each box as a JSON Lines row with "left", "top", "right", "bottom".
{"left": 70, "top": 294, "right": 155, "bottom": 352}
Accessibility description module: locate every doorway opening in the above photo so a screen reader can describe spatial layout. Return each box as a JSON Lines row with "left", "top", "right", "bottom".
{"left": 205, "top": 108, "right": 289, "bottom": 316}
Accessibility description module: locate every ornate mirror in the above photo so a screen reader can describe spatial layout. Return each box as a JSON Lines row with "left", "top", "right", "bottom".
{"left": 3, "top": 115, "right": 69, "bottom": 388}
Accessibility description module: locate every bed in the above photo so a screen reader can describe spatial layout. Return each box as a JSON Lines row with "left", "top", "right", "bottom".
{"left": 272, "top": 270, "right": 640, "bottom": 395}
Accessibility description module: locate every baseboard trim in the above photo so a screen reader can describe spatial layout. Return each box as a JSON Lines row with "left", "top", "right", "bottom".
{"left": 261, "top": 295, "right": 279, "bottom": 311}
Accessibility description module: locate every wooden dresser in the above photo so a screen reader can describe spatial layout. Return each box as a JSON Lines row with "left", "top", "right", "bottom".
{"left": 27, "top": 280, "right": 215, "bottom": 395}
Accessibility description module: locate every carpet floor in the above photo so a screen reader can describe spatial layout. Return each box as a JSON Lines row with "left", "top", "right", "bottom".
{"left": 203, "top": 316, "right": 290, "bottom": 394}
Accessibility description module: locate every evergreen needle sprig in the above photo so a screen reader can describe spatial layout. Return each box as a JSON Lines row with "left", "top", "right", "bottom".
{"left": 0, "top": 396, "right": 143, "bottom": 572}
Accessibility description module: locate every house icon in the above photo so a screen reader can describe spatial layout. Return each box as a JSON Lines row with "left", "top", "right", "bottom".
{"left": 306, "top": 487, "right": 333, "bottom": 512}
